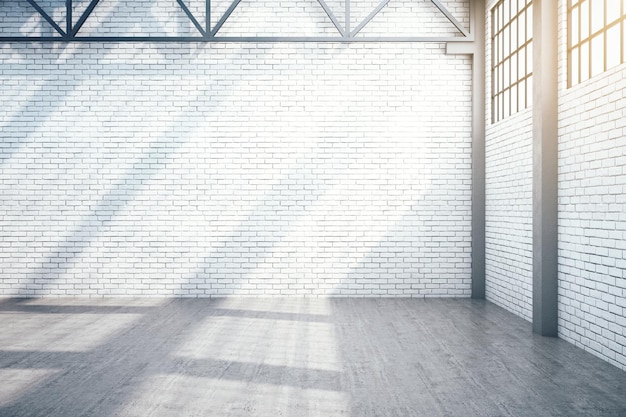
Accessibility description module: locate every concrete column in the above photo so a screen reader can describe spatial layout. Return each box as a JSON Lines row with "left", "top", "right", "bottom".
{"left": 532, "top": 0, "right": 558, "bottom": 336}
{"left": 469, "top": 0, "right": 486, "bottom": 299}
{"left": 447, "top": 0, "right": 486, "bottom": 299}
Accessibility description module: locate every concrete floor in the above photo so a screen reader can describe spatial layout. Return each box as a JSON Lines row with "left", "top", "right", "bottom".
{"left": 0, "top": 298, "right": 625, "bottom": 417}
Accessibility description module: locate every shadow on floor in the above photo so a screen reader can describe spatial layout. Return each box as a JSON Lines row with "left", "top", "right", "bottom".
{"left": 0, "top": 298, "right": 625, "bottom": 417}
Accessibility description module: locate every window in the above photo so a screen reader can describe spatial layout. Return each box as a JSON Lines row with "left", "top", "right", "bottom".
{"left": 491, "top": 0, "right": 533, "bottom": 123}
{"left": 568, "top": 0, "right": 626, "bottom": 86}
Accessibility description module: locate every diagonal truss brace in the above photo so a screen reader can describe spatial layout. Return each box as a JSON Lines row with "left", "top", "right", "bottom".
{"left": 317, "top": 0, "right": 344, "bottom": 36}
{"left": 431, "top": 0, "right": 469, "bottom": 37}
{"left": 211, "top": 0, "right": 243, "bottom": 36}
{"left": 351, "top": 0, "right": 390, "bottom": 37}
{"left": 177, "top": 0, "right": 206, "bottom": 36}
{"left": 6, "top": 0, "right": 471, "bottom": 42}
{"left": 71, "top": 0, "right": 100, "bottom": 36}
{"left": 26, "top": 0, "right": 65, "bottom": 36}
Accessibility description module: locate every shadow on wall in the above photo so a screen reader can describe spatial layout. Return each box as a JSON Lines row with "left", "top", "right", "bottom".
{"left": 1, "top": 30, "right": 471, "bottom": 297}
{"left": 1, "top": 40, "right": 269, "bottom": 296}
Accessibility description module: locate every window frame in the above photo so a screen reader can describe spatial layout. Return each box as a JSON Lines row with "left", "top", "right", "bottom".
{"left": 491, "top": 0, "right": 534, "bottom": 123}
{"left": 568, "top": 0, "right": 626, "bottom": 87}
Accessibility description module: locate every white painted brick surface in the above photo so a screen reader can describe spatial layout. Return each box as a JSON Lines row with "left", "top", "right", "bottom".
{"left": 484, "top": 0, "right": 533, "bottom": 321}
{"left": 0, "top": 1, "right": 472, "bottom": 297}
{"left": 557, "top": 1, "right": 626, "bottom": 370}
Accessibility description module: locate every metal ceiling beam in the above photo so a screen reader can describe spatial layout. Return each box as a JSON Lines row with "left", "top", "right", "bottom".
{"left": 317, "top": 0, "right": 344, "bottom": 36}
{"left": 26, "top": 0, "right": 66, "bottom": 37}
{"left": 0, "top": 35, "right": 473, "bottom": 43}
{"left": 71, "top": 0, "right": 100, "bottom": 36}
{"left": 431, "top": 0, "right": 470, "bottom": 37}
{"left": 177, "top": 0, "right": 206, "bottom": 36}
{"left": 67, "top": 0, "right": 72, "bottom": 36}
{"left": 211, "top": 0, "right": 242, "bottom": 37}
{"left": 2, "top": 0, "right": 472, "bottom": 42}
{"left": 351, "top": 0, "right": 389, "bottom": 37}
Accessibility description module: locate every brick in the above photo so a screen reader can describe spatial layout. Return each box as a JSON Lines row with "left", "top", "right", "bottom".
{"left": 0, "top": 0, "right": 472, "bottom": 299}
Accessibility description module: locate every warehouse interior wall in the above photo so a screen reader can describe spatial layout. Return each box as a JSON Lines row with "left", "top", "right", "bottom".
{"left": 1, "top": 0, "right": 626, "bottom": 372}
{"left": 483, "top": 0, "right": 626, "bottom": 370}
{"left": 484, "top": 0, "right": 533, "bottom": 321}
{"left": 556, "top": 1, "right": 626, "bottom": 370}
{"left": 0, "top": 0, "right": 473, "bottom": 297}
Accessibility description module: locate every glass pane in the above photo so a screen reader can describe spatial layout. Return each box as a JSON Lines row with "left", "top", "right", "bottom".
{"left": 520, "top": 11, "right": 526, "bottom": 42}
{"left": 527, "top": 4, "right": 533, "bottom": 38}
{"left": 527, "top": 74, "right": 533, "bottom": 105}
{"left": 504, "top": 25, "right": 510, "bottom": 56}
{"left": 511, "top": 85, "right": 518, "bottom": 113}
{"left": 504, "top": 89, "right": 510, "bottom": 118}
{"left": 606, "top": 24, "right": 620, "bottom": 68}
{"left": 494, "top": 67, "right": 499, "bottom": 94}
{"left": 493, "top": 35, "right": 498, "bottom": 64}
{"left": 571, "top": 47, "right": 580, "bottom": 84}
{"left": 518, "top": 79, "right": 526, "bottom": 109}
{"left": 512, "top": 52, "right": 519, "bottom": 81}
{"left": 581, "top": 0, "right": 589, "bottom": 39}
{"left": 512, "top": 18, "right": 518, "bottom": 50}
{"left": 496, "top": 94, "right": 501, "bottom": 122}
{"left": 519, "top": 46, "right": 526, "bottom": 76}
{"left": 581, "top": 40, "right": 590, "bottom": 81}
{"left": 494, "top": 5, "right": 499, "bottom": 34}
{"left": 504, "top": 1, "right": 510, "bottom": 23}
{"left": 623, "top": 19, "right": 626, "bottom": 64}
{"left": 591, "top": 0, "right": 605, "bottom": 33}
{"left": 591, "top": 33, "right": 604, "bottom": 76}
{"left": 527, "top": 42, "right": 533, "bottom": 73}
{"left": 572, "top": 6, "right": 579, "bottom": 45}
{"left": 494, "top": 66, "right": 499, "bottom": 93}
{"left": 606, "top": 0, "right": 620, "bottom": 24}
{"left": 504, "top": 58, "right": 510, "bottom": 87}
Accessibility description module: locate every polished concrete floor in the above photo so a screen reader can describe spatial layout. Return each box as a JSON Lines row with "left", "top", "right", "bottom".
{"left": 0, "top": 297, "right": 625, "bottom": 417}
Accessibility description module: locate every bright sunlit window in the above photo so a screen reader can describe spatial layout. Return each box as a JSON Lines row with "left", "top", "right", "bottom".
{"left": 568, "top": 0, "right": 626, "bottom": 86}
{"left": 491, "top": 0, "right": 533, "bottom": 123}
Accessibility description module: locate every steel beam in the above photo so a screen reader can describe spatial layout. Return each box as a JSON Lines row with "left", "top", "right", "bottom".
{"left": 206, "top": 0, "right": 211, "bottom": 35}
{"left": 317, "top": 0, "right": 344, "bottom": 36}
{"left": 177, "top": 0, "right": 206, "bottom": 36}
{"left": 431, "top": 0, "right": 470, "bottom": 37}
{"left": 446, "top": 0, "right": 485, "bottom": 300}
{"left": 0, "top": 35, "right": 473, "bottom": 43}
{"left": 26, "top": 0, "right": 65, "bottom": 36}
{"left": 67, "top": 0, "right": 72, "bottom": 36}
{"left": 211, "top": 0, "right": 242, "bottom": 37}
{"left": 71, "top": 0, "right": 100, "bottom": 36}
{"left": 351, "top": 0, "right": 389, "bottom": 37}
{"left": 345, "top": 0, "right": 350, "bottom": 39}
{"left": 532, "top": 0, "right": 559, "bottom": 337}
{"left": 3, "top": 0, "right": 472, "bottom": 42}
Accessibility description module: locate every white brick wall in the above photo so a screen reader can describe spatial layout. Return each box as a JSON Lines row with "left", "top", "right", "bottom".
{"left": 557, "top": 2, "right": 626, "bottom": 370}
{"left": 484, "top": 0, "right": 533, "bottom": 321}
{"left": 0, "top": 1, "right": 472, "bottom": 297}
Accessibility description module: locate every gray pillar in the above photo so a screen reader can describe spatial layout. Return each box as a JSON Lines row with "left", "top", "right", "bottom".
{"left": 532, "top": 0, "right": 558, "bottom": 336}
{"left": 470, "top": 0, "right": 486, "bottom": 300}
{"left": 446, "top": 0, "right": 485, "bottom": 299}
